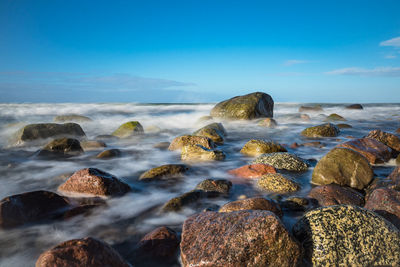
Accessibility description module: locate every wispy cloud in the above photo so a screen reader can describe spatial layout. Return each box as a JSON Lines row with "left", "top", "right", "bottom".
{"left": 283, "top": 60, "right": 310, "bottom": 66}
{"left": 326, "top": 67, "right": 400, "bottom": 77}
{"left": 380, "top": 37, "right": 400, "bottom": 47}
{"left": 385, "top": 55, "right": 397, "bottom": 59}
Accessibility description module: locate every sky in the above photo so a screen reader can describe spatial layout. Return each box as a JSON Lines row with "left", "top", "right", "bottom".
{"left": 0, "top": 0, "right": 400, "bottom": 103}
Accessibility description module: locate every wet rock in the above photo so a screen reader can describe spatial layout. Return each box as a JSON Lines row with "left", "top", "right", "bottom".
{"left": 312, "top": 148, "right": 373, "bottom": 190}
{"left": 397, "top": 128, "right": 400, "bottom": 134}
{"left": 346, "top": 104, "right": 363, "bottom": 109}
{"left": 161, "top": 190, "right": 203, "bottom": 212}
{"left": 240, "top": 139, "right": 287, "bottom": 156}
{"left": 366, "top": 129, "right": 400, "bottom": 152}
{"left": 303, "top": 141, "right": 325, "bottom": 148}
{"left": 139, "top": 164, "right": 189, "bottom": 181}
{"left": 336, "top": 123, "right": 352, "bottom": 129}
{"left": 95, "top": 134, "right": 119, "bottom": 142}
{"left": 112, "top": 121, "right": 144, "bottom": 138}
{"left": 81, "top": 140, "right": 107, "bottom": 151}
{"left": 54, "top": 114, "right": 92, "bottom": 123}
{"left": 195, "top": 179, "right": 232, "bottom": 195}
{"left": 397, "top": 154, "right": 400, "bottom": 165}
{"left": 144, "top": 125, "right": 162, "bottom": 133}
{"left": 193, "top": 122, "right": 226, "bottom": 144}
{"left": 281, "top": 197, "right": 314, "bottom": 211}
{"left": 219, "top": 197, "right": 283, "bottom": 217}
{"left": 181, "top": 144, "right": 225, "bottom": 161}
{"left": 180, "top": 210, "right": 302, "bottom": 267}
{"left": 301, "top": 123, "right": 340, "bottom": 138}
{"left": 252, "top": 152, "right": 308, "bottom": 172}
{"left": 37, "top": 138, "right": 83, "bottom": 158}
{"left": 196, "top": 115, "right": 214, "bottom": 124}
{"left": 36, "top": 237, "right": 130, "bottom": 267}
{"left": 301, "top": 114, "right": 311, "bottom": 121}
{"left": 299, "top": 105, "right": 323, "bottom": 112}
{"left": 168, "top": 135, "right": 215, "bottom": 151}
{"left": 308, "top": 184, "right": 364, "bottom": 207}
{"left": 228, "top": 163, "right": 276, "bottom": 178}
{"left": 258, "top": 117, "right": 277, "bottom": 127}
{"left": 337, "top": 137, "right": 392, "bottom": 164}
{"left": 96, "top": 149, "right": 121, "bottom": 159}
{"left": 210, "top": 92, "right": 274, "bottom": 120}
{"left": 325, "top": 113, "right": 346, "bottom": 121}
{"left": 153, "top": 141, "right": 170, "bottom": 150}
{"left": 0, "top": 190, "right": 70, "bottom": 228}
{"left": 257, "top": 173, "right": 300, "bottom": 193}
{"left": 365, "top": 188, "right": 400, "bottom": 229}
{"left": 389, "top": 166, "right": 400, "bottom": 185}
{"left": 11, "top": 123, "right": 86, "bottom": 146}
{"left": 62, "top": 204, "right": 100, "bottom": 219}
{"left": 292, "top": 205, "right": 400, "bottom": 266}
{"left": 58, "top": 168, "right": 131, "bottom": 197}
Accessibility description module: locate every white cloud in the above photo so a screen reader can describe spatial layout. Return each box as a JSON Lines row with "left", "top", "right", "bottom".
{"left": 283, "top": 60, "right": 310, "bottom": 66}
{"left": 380, "top": 37, "right": 400, "bottom": 47}
{"left": 326, "top": 67, "right": 400, "bottom": 77}
{"left": 385, "top": 55, "right": 397, "bottom": 59}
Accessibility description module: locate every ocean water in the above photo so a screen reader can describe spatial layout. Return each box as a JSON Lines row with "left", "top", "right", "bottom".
{"left": 0, "top": 102, "right": 399, "bottom": 266}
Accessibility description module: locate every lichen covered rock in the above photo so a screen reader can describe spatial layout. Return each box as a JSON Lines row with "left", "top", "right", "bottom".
{"left": 240, "top": 139, "right": 287, "bottom": 157}
{"left": 193, "top": 123, "right": 226, "bottom": 144}
{"left": 168, "top": 135, "right": 215, "bottom": 151}
{"left": 257, "top": 173, "right": 300, "bottom": 193}
{"left": 194, "top": 179, "right": 232, "bottom": 195}
{"left": 181, "top": 145, "right": 225, "bottom": 161}
{"left": 301, "top": 123, "right": 340, "bottom": 138}
{"left": 139, "top": 164, "right": 189, "bottom": 181}
{"left": 112, "top": 121, "right": 144, "bottom": 138}
{"left": 252, "top": 152, "right": 308, "bottom": 172}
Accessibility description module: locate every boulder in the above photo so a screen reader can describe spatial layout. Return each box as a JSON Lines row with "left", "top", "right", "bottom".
{"left": 252, "top": 152, "right": 308, "bottom": 172}
{"left": 308, "top": 184, "right": 364, "bottom": 207}
{"left": 312, "top": 148, "right": 373, "bottom": 190}
{"left": 218, "top": 197, "right": 283, "bottom": 217}
{"left": 37, "top": 138, "right": 83, "bottom": 158}
{"left": 299, "top": 105, "right": 323, "bottom": 112}
{"left": 292, "top": 205, "right": 400, "bottom": 266}
{"left": 301, "top": 123, "right": 340, "bottom": 138}
{"left": 346, "top": 104, "right": 363, "bottom": 110}
{"left": 366, "top": 129, "right": 400, "bottom": 152}
{"left": 54, "top": 114, "right": 92, "bottom": 122}
{"left": 228, "top": 163, "right": 276, "bottom": 178}
{"left": 196, "top": 115, "right": 214, "bottom": 124}
{"left": 168, "top": 135, "right": 215, "bottom": 151}
{"left": 58, "top": 168, "right": 131, "bottom": 197}
{"left": 112, "top": 121, "right": 144, "bottom": 138}
{"left": 258, "top": 118, "right": 277, "bottom": 127}
{"left": 337, "top": 138, "right": 392, "bottom": 164}
{"left": 240, "top": 139, "right": 287, "bottom": 157}
{"left": 80, "top": 140, "right": 107, "bottom": 151}
{"left": 194, "top": 179, "right": 232, "bottom": 195}
{"left": 336, "top": 123, "right": 352, "bottom": 129}
{"left": 161, "top": 190, "right": 203, "bottom": 212}
{"left": 35, "top": 237, "right": 130, "bottom": 267}
{"left": 96, "top": 149, "right": 121, "bottom": 159}
{"left": 389, "top": 166, "right": 400, "bottom": 185}
{"left": 257, "top": 174, "right": 300, "bottom": 193}
{"left": 324, "top": 113, "right": 346, "bottom": 121}
{"left": 193, "top": 123, "right": 225, "bottom": 144}
{"left": 181, "top": 145, "right": 225, "bottom": 161}
{"left": 139, "top": 164, "right": 189, "bottom": 181}
{"left": 210, "top": 92, "right": 274, "bottom": 120}
{"left": 365, "top": 188, "right": 400, "bottom": 229}
{"left": 180, "top": 210, "right": 302, "bottom": 266}
{"left": 0, "top": 190, "right": 70, "bottom": 228}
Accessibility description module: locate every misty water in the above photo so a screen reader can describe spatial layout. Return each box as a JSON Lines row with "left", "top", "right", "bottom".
{"left": 0, "top": 102, "right": 399, "bottom": 266}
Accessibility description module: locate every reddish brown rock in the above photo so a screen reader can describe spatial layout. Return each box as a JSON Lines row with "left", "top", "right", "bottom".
{"left": 397, "top": 128, "right": 400, "bottom": 134}
{"left": 366, "top": 129, "right": 400, "bottom": 152}
{"left": 290, "top": 142, "right": 300, "bottom": 149}
{"left": 389, "top": 166, "right": 400, "bottom": 185}
{"left": 337, "top": 138, "right": 392, "bottom": 164}
{"left": 218, "top": 197, "right": 283, "bottom": 218}
{"left": 308, "top": 184, "right": 364, "bottom": 207}
{"left": 35, "top": 237, "right": 130, "bottom": 267}
{"left": 58, "top": 168, "right": 131, "bottom": 197}
{"left": 0, "top": 190, "right": 70, "bottom": 228}
{"left": 365, "top": 188, "right": 400, "bottom": 229}
{"left": 228, "top": 163, "right": 276, "bottom": 179}
{"left": 168, "top": 135, "right": 215, "bottom": 151}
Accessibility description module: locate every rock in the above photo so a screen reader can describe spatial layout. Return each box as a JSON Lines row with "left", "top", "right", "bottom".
{"left": 218, "top": 197, "right": 283, "bottom": 217}
{"left": 292, "top": 205, "right": 400, "bottom": 266}
{"left": 366, "top": 129, "right": 400, "bottom": 152}
{"left": 35, "top": 237, "right": 130, "bottom": 267}
{"left": 346, "top": 104, "right": 363, "bottom": 109}
{"left": 228, "top": 163, "right": 276, "bottom": 178}
{"left": 397, "top": 128, "right": 400, "bottom": 134}
{"left": 54, "top": 114, "right": 92, "bottom": 122}
{"left": 258, "top": 118, "right": 277, "bottom": 127}
{"left": 397, "top": 154, "right": 400, "bottom": 165}
{"left": 195, "top": 179, "right": 232, "bottom": 195}
{"left": 281, "top": 197, "right": 314, "bottom": 211}
{"left": 80, "top": 140, "right": 107, "bottom": 151}
{"left": 112, "top": 121, "right": 144, "bottom": 138}
{"left": 153, "top": 141, "right": 170, "bottom": 150}
{"left": 193, "top": 123, "right": 225, "bottom": 144}
{"left": 37, "top": 138, "right": 83, "bottom": 158}
{"left": 336, "top": 123, "right": 352, "bottom": 129}
{"left": 168, "top": 135, "right": 215, "bottom": 151}
{"left": 196, "top": 115, "right": 214, "bottom": 124}
{"left": 303, "top": 141, "right": 325, "bottom": 148}
{"left": 11, "top": 123, "right": 86, "bottom": 146}
{"left": 139, "top": 164, "right": 189, "bottom": 180}
{"left": 161, "top": 190, "right": 203, "bottom": 212}
{"left": 210, "top": 92, "right": 274, "bottom": 120}
{"left": 240, "top": 139, "right": 287, "bottom": 156}
{"left": 324, "top": 113, "right": 346, "bottom": 121}
{"left": 365, "top": 188, "right": 400, "bottom": 229}
{"left": 301, "top": 123, "right": 340, "bottom": 138}
{"left": 181, "top": 145, "right": 225, "bottom": 161}
{"left": 252, "top": 152, "right": 308, "bottom": 172}
{"left": 389, "top": 166, "right": 400, "bottom": 185}
{"left": 299, "top": 105, "right": 323, "bottom": 112}
{"left": 96, "top": 149, "right": 121, "bottom": 159}
{"left": 308, "top": 184, "right": 364, "bottom": 207}
{"left": 337, "top": 138, "right": 392, "bottom": 164}
{"left": 312, "top": 148, "right": 373, "bottom": 190}
{"left": 58, "top": 168, "right": 131, "bottom": 197}
{"left": 145, "top": 125, "right": 162, "bottom": 133}
{"left": 0, "top": 190, "right": 70, "bottom": 228}
{"left": 180, "top": 210, "right": 302, "bottom": 267}
{"left": 301, "top": 114, "right": 311, "bottom": 121}
{"left": 257, "top": 174, "right": 300, "bottom": 193}
{"left": 95, "top": 134, "right": 119, "bottom": 141}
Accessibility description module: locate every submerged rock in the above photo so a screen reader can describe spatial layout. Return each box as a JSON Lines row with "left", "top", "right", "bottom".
{"left": 112, "top": 121, "right": 144, "bottom": 138}
{"left": 240, "top": 139, "right": 287, "bottom": 156}
{"left": 37, "top": 138, "right": 83, "bottom": 158}
{"left": 80, "top": 140, "right": 107, "bottom": 151}
{"left": 168, "top": 135, "right": 215, "bottom": 150}
{"left": 228, "top": 163, "right": 276, "bottom": 178}
{"left": 258, "top": 117, "right": 277, "bottom": 127}
{"left": 257, "top": 173, "right": 300, "bottom": 193}
{"left": 336, "top": 123, "right": 352, "bottom": 129}
{"left": 194, "top": 179, "right": 232, "bottom": 195}
{"left": 210, "top": 92, "right": 274, "bottom": 120}
{"left": 153, "top": 141, "right": 170, "bottom": 150}
{"left": 139, "top": 164, "right": 189, "bottom": 180}
{"left": 181, "top": 144, "right": 225, "bottom": 161}
{"left": 308, "top": 184, "right": 364, "bottom": 207}
{"left": 365, "top": 188, "right": 400, "bottom": 229}
{"left": 301, "top": 123, "right": 340, "bottom": 138}
{"left": 193, "top": 122, "right": 225, "bottom": 144}
{"left": 161, "top": 190, "right": 203, "bottom": 212}
{"left": 180, "top": 210, "right": 302, "bottom": 266}
{"left": 218, "top": 197, "right": 283, "bottom": 217}
{"left": 346, "top": 104, "right": 363, "bottom": 109}
{"left": 292, "top": 205, "right": 400, "bottom": 266}
{"left": 54, "top": 114, "right": 92, "bottom": 123}
{"left": 252, "top": 152, "right": 308, "bottom": 172}
{"left": 366, "top": 129, "right": 400, "bottom": 152}
{"left": 299, "top": 105, "right": 323, "bottom": 112}
{"left": 96, "top": 148, "right": 121, "bottom": 159}
{"left": 324, "top": 113, "right": 346, "bottom": 121}
{"left": 36, "top": 237, "right": 130, "bottom": 267}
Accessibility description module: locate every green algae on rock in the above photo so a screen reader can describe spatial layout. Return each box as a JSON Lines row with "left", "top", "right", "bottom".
{"left": 293, "top": 205, "right": 400, "bottom": 266}
{"left": 193, "top": 122, "right": 226, "bottom": 144}
{"left": 252, "top": 152, "right": 308, "bottom": 171}
{"left": 301, "top": 123, "right": 340, "bottom": 138}
{"left": 112, "top": 121, "right": 144, "bottom": 138}
{"left": 257, "top": 173, "right": 300, "bottom": 193}
{"left": 240, "top": 139, "right": 287, "bottom": 157}
{"left": 139, "top": 164, "right": 189, "bottom": 181}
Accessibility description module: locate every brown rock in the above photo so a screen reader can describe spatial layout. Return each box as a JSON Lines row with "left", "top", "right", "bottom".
{"left": 366, "top": 129, "right": 400, "bottom": 152}
{"left": 337, "top": 138, "right": 392, "bottom": 164}
{"left": 80, "top": 140, "right": 107, "bottom": 151}
{"left": 219, "top": 197, "right": 283, "bottom": 217}
{"left": 258, "top": 118, "right": 278, "bottom": 127}
{"left": 38, "top": 138, "right": 83, "bottom": 157}
{"left": 139, "top": 164, "right": 189, "bottom": 180}
{"left": 168, "top": 135, "right": 215, "bottom": 151}
{"left": 240, "top": 139, "right": 287, "bottom": 156}
{"left": 180, "top": 210, "right": 302, "bottom": 267}
{"left": 290, "top": 142, "right": 300, "bottom": 149}
{"left": 389, "top": 166, "right": 400, "bottom": 185}
{"left": 181, "top": 145, "right": 225, "bottom": 161}
{"left": 345, "top": 104, "right": 363, "bottom": 110}
{"left": 308, "top": 184, "right": 364, "bottom": 207}
{"left": 96, "top": 149, "right": 121, "bottom": 159}
{"left": 195, "top": 179, "right": 232, "bottom": 195}
{"left": 58, "top": 168, "right": 131, "bottom": 197}
{"left": 153, "top": 142, "right": 170, "bottom": 150}
{"left": 35, "top": 237, "right": 130, "bottom": 267}
{"left": 228, "top": 163, "right": 276, "bottom": 178}
{"left": 365, "top": 188, "right": 400, "bottom": 229}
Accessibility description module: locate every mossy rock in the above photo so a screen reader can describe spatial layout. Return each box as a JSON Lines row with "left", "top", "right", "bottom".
{"left": 301, "top": 123, "right": 340, "bottom": 138}
{"left": 193, "top": 123, "right": 226, "bottom": 144}
{"left": 252, "top": 152, "right": 308, "bottom": 172}
{"left": 54, "top": 114, "right": 92, "bottom": 123}
{"left": 181, "top": 145, "right": 225, "bottom": 161}
{"left": 139, "top": 164, "right": 189, "bottom": 180}
{"left": 112, "top": 121, "right": 144, "bottom": 138}
{"left": 210, "top": 92, "right": 274, "bottom": 120}
{"left": 312, "top": 147, "right": 373, "bottom": 190}
{"left": 240, "top": 140, "right": 287, "bottom": 157}
{"left": 257, "top": 174, "right": 300, "bottom": 193}
{"left": 324, "top": 113, "right": 346, "bottom": 122}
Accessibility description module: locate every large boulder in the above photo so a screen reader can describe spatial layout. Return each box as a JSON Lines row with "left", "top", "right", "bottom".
{"left": 292, "top": 205, "right": 400, "bottom": 266}
{"left": 168, "top": 135, "right": 215, "bottom": 151}
{"left": 337, "top": 138, "right": 392, "bottom": 164}
{"left": 181, "top": 145, "right": 225, "bottom": 161}
{"left": 139, "top": 164, "right": 189, "bottom": 181}
{"left": 365, "top": 188, "right": 400, "bottom": 229}
{"left": 193, "top": 123, "right": 226, "bottom": 144}
{"left": 308, "top": 184, "right": 364, "bottom": 207}
{"left": 35, "top": 237, "right": 130, "bottom": 267}
{"left": 252, "top": 152, "right": 308, "bottom": 172}
{"left": 257, "top": 173, "right": 300, "bottom": 193}
{"left": 301, "top": 123, "right": 339, "bottom": 138}
{"left": 240, "top": 139, "right": 287, "bottom": 157}
{"left": 218, "top": 197, "right": 283, "bottom": 217}
{"left": 37, "top": 138, "right": 83, "bottom": 158}
{"left": 0, "top": 190, "right": 70, "bottom": 228}
{"left": 181, "top": 210, "right": 302, "bottom": 266}
{"left": 228, "top": 163, "right": 276, "bottom": 178}
{"left": 210, "top": 92, "right": 274, "bottom": 120}
{"left": 54, "top": 114, "right": 92, "bottom": 123}
{"left": 112, "top": 121, "right": 144, "bottom": 138}
{"left": 312, "top": 148, "right": 373, "bottom": 190}
{"left": 58, "top": 168, "right": 131, "bottom": 197}
{"left": 366, "top": 129, "right": 400, "bottom": 153}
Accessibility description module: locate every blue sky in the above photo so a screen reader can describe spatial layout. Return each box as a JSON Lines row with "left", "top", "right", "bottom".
{"left": 0, "top": 0, "right": 400, "bottom": 103}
